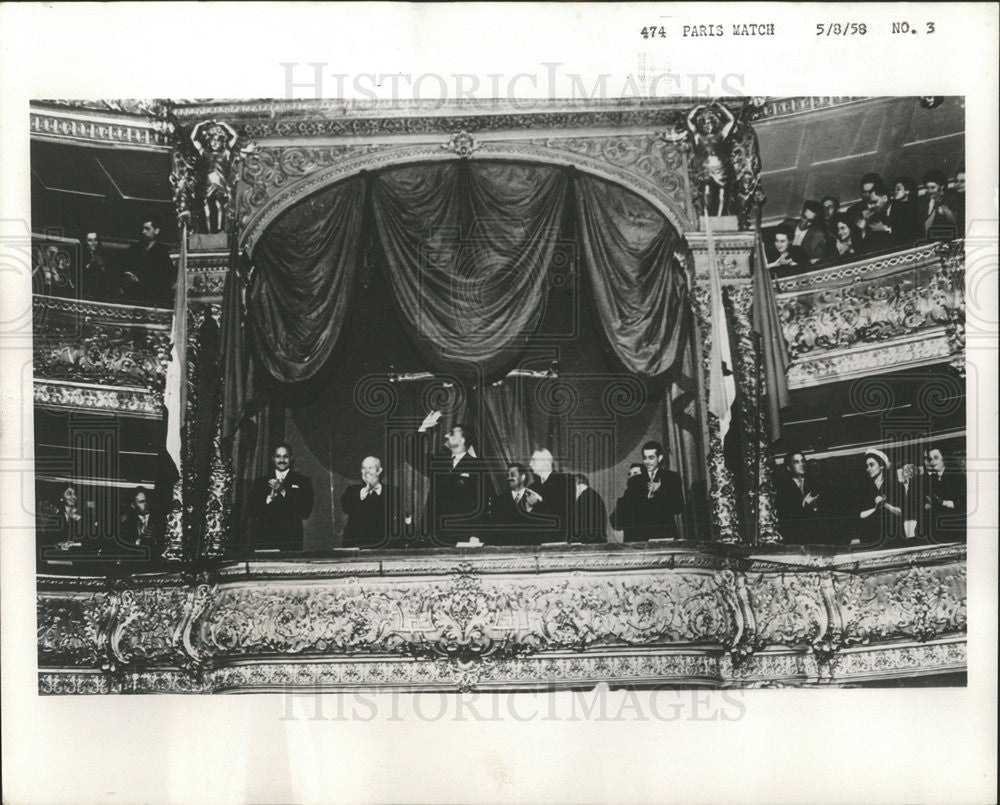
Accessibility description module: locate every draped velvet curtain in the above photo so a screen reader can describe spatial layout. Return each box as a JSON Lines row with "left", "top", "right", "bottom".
{"left": 573, "top": 175, "right": 689, "bottom": 376}
{"left": 222, "top": 160, "right": 706, "bottom": 544}
{"left": 249, "top": 176, "right": 367, "bottom": 382}
{"left": 371, "top": 162, "right": 568, "bottom": 376}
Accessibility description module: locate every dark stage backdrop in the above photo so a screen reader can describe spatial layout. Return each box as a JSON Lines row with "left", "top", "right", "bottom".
{"left": 229, "top": 161, "right": 708, "bottom": 550}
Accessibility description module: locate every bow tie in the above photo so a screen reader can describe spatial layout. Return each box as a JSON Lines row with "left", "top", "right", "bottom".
{"left": 361, "top": 485, "right": 382, "bottom": 500}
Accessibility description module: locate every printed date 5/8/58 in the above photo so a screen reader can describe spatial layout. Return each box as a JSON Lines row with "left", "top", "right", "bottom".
{"left": 816, "top": 22, "right": 868, "bottom": 36}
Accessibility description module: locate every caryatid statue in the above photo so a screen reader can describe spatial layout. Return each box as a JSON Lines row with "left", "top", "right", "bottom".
{"left": 687, "top": 102, "right": 737, "bottom": 218}
{"left": 190, "top": 120, "right": 239, "bottom": 234}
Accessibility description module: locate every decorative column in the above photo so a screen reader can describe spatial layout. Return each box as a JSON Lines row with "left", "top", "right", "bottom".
{"left": 685, "top": 222, "right": 781, "bottom": 545}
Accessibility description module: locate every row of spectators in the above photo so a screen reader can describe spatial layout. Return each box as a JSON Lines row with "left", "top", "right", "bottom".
{"left": 765, "top": 167, "right": 965, "bottom": 274}
{"left": 775, "top": 442, "right": 965, "bottom": 547}
{"left": 37, "top": 484, "right": 164, "bottom": 563}
{"left": 31, "top": 217, "right": 175, "bottom": 307}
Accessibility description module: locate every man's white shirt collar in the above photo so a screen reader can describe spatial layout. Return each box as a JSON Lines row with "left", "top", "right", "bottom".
{"left": 275, "top": 469, "right": 289, "bottom": 481}
{"left": 360, "top": 484, "right": 382, "bottom": 500}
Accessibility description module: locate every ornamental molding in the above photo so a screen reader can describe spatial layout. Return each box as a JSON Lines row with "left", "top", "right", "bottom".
{"left": 786, "top": 332, "right": 952, "bottom": 388}
{"left": 757, "top": 96, "right": 871, "bottom": 120}
{"left": 32, "top": 295, "right": 172, "bottom": 329}
{"left": 36, "top": 543, "right": 966, "bottom": 693}
{"left": 30, "top": 106, "right": 172, "bottom": 151}
{"left": 33, "top": 380, "right": 164, "bottom": 419}
{"left": 238, "top": 135, "right": 693, "bottom": 251}
{"left": 37, "top": 638, "right": 966, "bottom": 694}
{"left": 774, "top": 241, "right": 952, "bottom": 294}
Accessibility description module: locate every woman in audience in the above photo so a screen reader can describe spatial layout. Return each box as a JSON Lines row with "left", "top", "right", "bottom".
{"left": 886, "top": 176, "right": 922, "bottom": 248}
{"left": 855, "top": 447, "right": 903, "bottom": 546}
{"left": 828, "top": 213, "right": 857, "bottom": 259}
{"left": 80, "top": 231, "right": 120, "bottom": 301}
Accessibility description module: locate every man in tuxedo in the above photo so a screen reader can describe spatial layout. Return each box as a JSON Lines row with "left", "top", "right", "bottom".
{"left": 571, "top": 474, "right": 607, "bottom": 544}
{"left": 922, "top": 445, "right": 966, "bottom": 543}
{"left": 251, "top": 444, "right": 314, "bottom": 551}
{"left": 122, "top": 216, "right": 175, "bottom": 306}
{"left": 418, "top": 410, "right": 489, "bottom": 545}
{"left": 484, "top": 463, "right": 542, "bottom": 545}
{"left": 340, "top": 456, "right": 397, "bottom": 549}
{"left": 117, "top": 486, "right": 163, "bottom": 558}
{"left": 610, "top": 441, "right": 684, "bottom": 542}
{"left": 526, "top": 448, "right": 575, "bottom": 542}
{"left": 774, "top": 451, "right": 826, "bottom": 544}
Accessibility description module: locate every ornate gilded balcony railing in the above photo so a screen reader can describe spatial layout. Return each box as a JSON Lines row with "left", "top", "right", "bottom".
{"left": 32, "top": 295, "right": 172, "bottom": 418}
{"left": 36, "top": 541, "right": 966, "bottom": 693}
{"left": 775, "top": 241, "right": 965, "bottom": 388}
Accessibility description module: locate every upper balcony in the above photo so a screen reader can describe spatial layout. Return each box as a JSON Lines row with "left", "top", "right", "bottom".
{"left": 775, "top": 240, "right": 964, "bottom": 389}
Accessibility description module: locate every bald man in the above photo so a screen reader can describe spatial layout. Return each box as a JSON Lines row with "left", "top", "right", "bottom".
{"left": 526, "top": 448, "right": 575, "bottom": 542}
{"left": 341, "top": 456, "right": 397, "bottom": 549}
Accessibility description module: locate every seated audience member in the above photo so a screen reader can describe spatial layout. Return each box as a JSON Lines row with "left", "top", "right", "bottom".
{"left": 340, "top": 456, "right": 397, "bottom": 549}
{"left": 828, "top": 213, "right": 857, "bottom": 259}
{"left": 484, "top": 462, "right": 545, "bottom": 545}
{"left": 80, "top": 230, "right": 120, "bottom": 301}
{"left": 886, "top": 176, "right": 923, "bottom": 248}
{"left": 846, "top": 172, "right": 888, "bottom": 224}
{"left": 850, "top": 206, "right": 892, "bottom": 254}
{"left": 922, "top": 444, "right": 966, "bottom": 543}
{"left": 37, "top": 484, "right": 107, "bottom": 557}
{"left": 117, "top": 486, "right": 163, "bottom": 557}
{"left": 790, "top": 200, "right": 830, "bottom": 264}
{"left": 919, "top": 170, "right": 959, "bottom": 241}
{"left": 766, "top": 227, "right": 808, "bottom": 272}
{"left": 774, "top": 451, "right": 826, "bottom": 544}
{"left": 571, "top": 474, "right": 607, "bottom": 544}
{"left": 527, "top": 448, "right": 575, "bottom": 541}
{"left": 123, "top": 216, "right": 175, "bottom": 306}
{"left": 610, "top": 441, "right": 684, "bottom": 542}
{"left": 251, "top": 444, "right": 314, "bottom": 552}
{"left": 854, "top": 447, "right": 903, "bottom": 546}
{"left": 865, "top": 184, "right": 893, "bottom": 236}
{"left": 821, "top": 195, "right": 840, "bottom": 225}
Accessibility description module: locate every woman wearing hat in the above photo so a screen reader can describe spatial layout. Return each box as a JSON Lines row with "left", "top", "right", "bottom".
{"left": 855, "top": 447, "right": 903, "bottom": 546}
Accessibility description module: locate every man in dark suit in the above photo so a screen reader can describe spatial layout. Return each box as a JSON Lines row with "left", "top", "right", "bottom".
{"left": 251, "top": 444, "right": 314, "bottom": 551}
{"left": 418, "top": 410, "right": 489, "bottom": 545}
{"left": 790, "top": 200, "right": 831, "bottom": 264}
{"left": 341, "top": 456, "right": 397, "bottom": 549}
{"left": 774, "top": 451, "right": 826, "bottom": 544}
{"left": 526, "top": 448, "right": 575, "bottom": 542}
{"left": 922, "top": 444, "right": 966, "bottom": 543}
{"left": 117, "top": 486, "right": 163, "bottom": 558}
{"left": 122, "top": 216, "right": 175, "bottom": 306}
{"left": 483, "top": 463, "right": 543, "bottom": 545}
{"left": 571, "top": 474, "right": 607, "bottom": 544}
{"left": 610, "top": 441, "right": 684, "bottom": 542}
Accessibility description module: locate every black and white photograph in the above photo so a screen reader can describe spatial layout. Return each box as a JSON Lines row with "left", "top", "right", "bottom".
{"left": 28, "top": 94, "right": 970, "bottom": 693}
{"left": 1, "top": 3, "right": 996, "bottom": 803}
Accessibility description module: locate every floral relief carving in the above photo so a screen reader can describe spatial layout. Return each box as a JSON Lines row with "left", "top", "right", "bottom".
{"left": 745, "top": 573, "right": 826, "bottom": 649}
{"left": 837, "top": 564, "right": 967, "bottom": 645}
{"left": 777, "top": 246, "right": 964, "bottom": 363}
{"left": 33, "top": 322, "right": 170, "bottom": 389}
{"left": 36, "top": 547, "right": 966, "bottom": 692}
